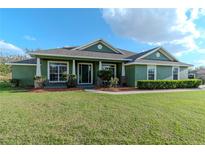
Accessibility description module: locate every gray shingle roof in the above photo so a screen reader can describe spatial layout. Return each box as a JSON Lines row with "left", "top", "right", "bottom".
{"left": 126, "top": 47, "right": 159, "bottom": 61}
{"left": 12, "top": 58, "right": 37, "bottom": 64}
{"left": 30, "top": 46, "right": 159, "bottom": 62}
{"left": 9, "top": 44, "right": 192, "bottom": 67}
{"left": 29, "top": 48, "right": 136, "bottom": 61}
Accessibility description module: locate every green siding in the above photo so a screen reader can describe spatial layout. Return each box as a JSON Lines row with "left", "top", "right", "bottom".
{"left": 41, "top": 59, "right": 47, "bottom": 78}
{"left": 143, "top": 51, "right": 171, "bottom": 61}
{"left": 130, "top": 65, "right": 189, "bottom": 87}
{"left": 135, "top": 65, "right": 147, "bottom": 81}
{"left": 157, "top": 66, "right": 172, "bottom": 80}
{"left": 12, "top": 65, "right": 36, "bottom": 86}
{"left": 125, "top": 65, "right": 135, "bottom": 87}
{"left": 125, "top": 65, "right": 148, "bottom": 87}
{"left": 180, "top": 66, "right": 188, "bottom": 79}
{"left": 94, "top": 61, "right": 99, "bottom": 84}
{"left": 117, "top": 63, "right": 122, "bottom": 82}
{"left": 69, "top": 60, "right": 73, "bottom": 74}
{"left": 11, "top": 60, "right": 189, "bottom": 88}
{"left": 84, "top": 43, "right": 117, "bottom": 53}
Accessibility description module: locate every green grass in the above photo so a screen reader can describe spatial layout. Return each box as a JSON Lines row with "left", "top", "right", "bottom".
{"left": 1, "top": 85, "right": 205, "bottom": 144}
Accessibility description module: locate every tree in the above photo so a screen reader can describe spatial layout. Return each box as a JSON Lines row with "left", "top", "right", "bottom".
{"left": 190, "top": 66, "right": 205, "bottom": 84}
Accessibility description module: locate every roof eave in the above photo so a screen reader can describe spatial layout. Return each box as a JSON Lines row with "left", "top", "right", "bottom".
{"left": 29, "top": 52, "right": 132, "bottom": 62}
{"left": 5, "top": 62, "right": 36, "bottom": 66}
{"left": 125, "top": 62, "right": 193, "bottom": 67}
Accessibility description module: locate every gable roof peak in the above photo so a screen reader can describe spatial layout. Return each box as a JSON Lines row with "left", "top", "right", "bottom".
{"left": 136, "top": 46, "right": 178, "bottom": 62}
{"left": 71, "top": 39, "right": 124, "bottom": 54}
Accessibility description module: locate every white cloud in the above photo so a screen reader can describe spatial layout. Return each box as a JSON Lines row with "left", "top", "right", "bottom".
{"left": 194, "top": 59, "right": 205, "bottom": 66}
{"left": 102, "top": 8, "right": 205, "bottom": 55}
{"left": 0, "top": 40, "right": 25, "bottom": 56}
{"left": 23, "top": 35, "right": 36, "bottom": 41}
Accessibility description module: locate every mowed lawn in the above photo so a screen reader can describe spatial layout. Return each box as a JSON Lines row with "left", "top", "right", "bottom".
{"left": 1, "top": 86, "right": 205, "bottom": 144}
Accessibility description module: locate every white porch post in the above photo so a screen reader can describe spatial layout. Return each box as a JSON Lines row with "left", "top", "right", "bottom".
{"left": 121, "top": 62, "right": 125, "bottom": 76}
{"left": 72, "top": 60, "right": 76, "bottom": 75}
{"left": 36, "top": 57, "right": 41, "bottom": 76}
{"left": 99, "top": 61, "right": 102, "bottom": 70}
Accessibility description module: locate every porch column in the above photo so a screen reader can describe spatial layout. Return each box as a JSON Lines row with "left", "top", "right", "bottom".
{"left": 72, "top": 60, "right": 76, "bottom": 75}
{"left": 36, "top": 57, "right": 41, "bottom": 76}
{"left": 99, "top": 61, "right": 102, "bottom": 70}
{"left": 121, "top": 62, "right": 125, "bottom": 76}
{"left": 121, "top": 62, "right": 126, "bottom": 86}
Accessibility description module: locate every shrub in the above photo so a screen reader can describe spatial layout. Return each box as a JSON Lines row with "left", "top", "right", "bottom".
{"left": 137, "top": 79, "right": 202, "bottom": 89}
{"left": 33, "top": 76, "right": 46, "bottom": 88}
{"left": 97, "top": 70, "right": 113, "bottom": 87}
{"left": 10, "top": 79, "right": 20, "bottom": 87}
{"left": 198, "top": 76, "right": 205, "bottom": 85}
{"left": 97, "top": 70, "right": 112, "bottom": 81}
{"left": 109, "top": 77, "right": 119, "bottom": 88}
{"left": 0, "top": 80, "right": 12, "bottom": 89}
{"left": 67, "top": 74, "right": 77, "bottom": 88}
{"left": 0, "top": 63, "right": 11, "bottom": 76}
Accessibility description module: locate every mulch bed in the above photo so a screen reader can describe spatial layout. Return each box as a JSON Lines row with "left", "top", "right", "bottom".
{"left": 30, "top": 87, "right": 137, "bottom": 93}
{"left": 30, "top": 88, "right": 84, "bottom": 93}
{"left": 95, "top": 87, "right": 137, "bottom": 92}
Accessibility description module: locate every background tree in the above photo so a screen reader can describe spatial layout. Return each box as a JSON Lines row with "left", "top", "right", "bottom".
{"left": 189, "top": 66, "right": 205, "bottom": 84}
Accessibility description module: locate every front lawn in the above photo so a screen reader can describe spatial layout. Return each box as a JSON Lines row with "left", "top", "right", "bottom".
{"left": 1, "top": 86, "right": 205, "bottom": 144}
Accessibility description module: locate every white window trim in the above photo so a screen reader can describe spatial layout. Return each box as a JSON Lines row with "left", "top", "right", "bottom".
{"left": 147, "top": 65, "right": 157, "bottom": 80}
{"left": 77, "top": 62, "right": 93, "bottom": 85}
{"left": 172, "top": 66, "right": 180, "bottom": 80}
{"left": 47, "top": 61, "right": 69, "bottom": 83}
{"left": 102, "top": 63, "right": 117, "bottom": 78}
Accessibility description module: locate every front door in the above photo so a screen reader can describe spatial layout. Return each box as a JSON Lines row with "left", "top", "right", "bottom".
{"left": 78, "top": 63, "right": 93, "bottom": 84}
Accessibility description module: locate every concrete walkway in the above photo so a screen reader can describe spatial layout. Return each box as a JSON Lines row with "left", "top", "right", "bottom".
{"left": 85, "top": 85, "right": 205, "bottom": 95}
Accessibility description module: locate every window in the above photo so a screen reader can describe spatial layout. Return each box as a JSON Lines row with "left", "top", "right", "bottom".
{"left": 147, "top": 66, "right": 156, "bottom": 80}
{"left": 97, "top": 44, "right": 103, "bottom": 50}
{"left": 48, "top": 62, "right": 68, "bottom": 82}
{"left": 173, "top": 67, "right": 179, "bottom": 80}
{"left": 102, "top": 63, "right": 116, "bottom": 78}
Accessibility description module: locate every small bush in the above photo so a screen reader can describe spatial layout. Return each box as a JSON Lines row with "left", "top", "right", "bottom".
{"left": 10, "top": 79, "right": 20, "bottom": 87}
{"left": 1, "top": 80, "right": 12, "bottom": 88}
{"left": 97, "top": 70, "right": 112, "bottom": 81}
{"left": 137, "top": 79, "right": 202, "bottom": 89}
{"left": 97, "top": 70, "right": 113, "bottom": 87}
{"left": 34, "top": 76, "right": 46, "bottom": 88}
{"left": 67, "top": 74, "right": 77, "bottom": 88}
{"left": 109, "top": 77, "right": 119, "bottom": 88}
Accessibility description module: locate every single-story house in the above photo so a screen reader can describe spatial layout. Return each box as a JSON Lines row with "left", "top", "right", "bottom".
{"left": 8, "top": 39, "right": 192, "bottom": 87}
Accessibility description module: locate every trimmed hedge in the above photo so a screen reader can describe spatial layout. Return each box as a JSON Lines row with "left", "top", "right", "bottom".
{"left": 137, "top": 79, "right": 202, "bottom": 89}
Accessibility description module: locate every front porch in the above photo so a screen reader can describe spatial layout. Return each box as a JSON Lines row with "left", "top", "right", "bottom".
{"left": 35, "top": 57, "right": 126, "bottom": 88}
